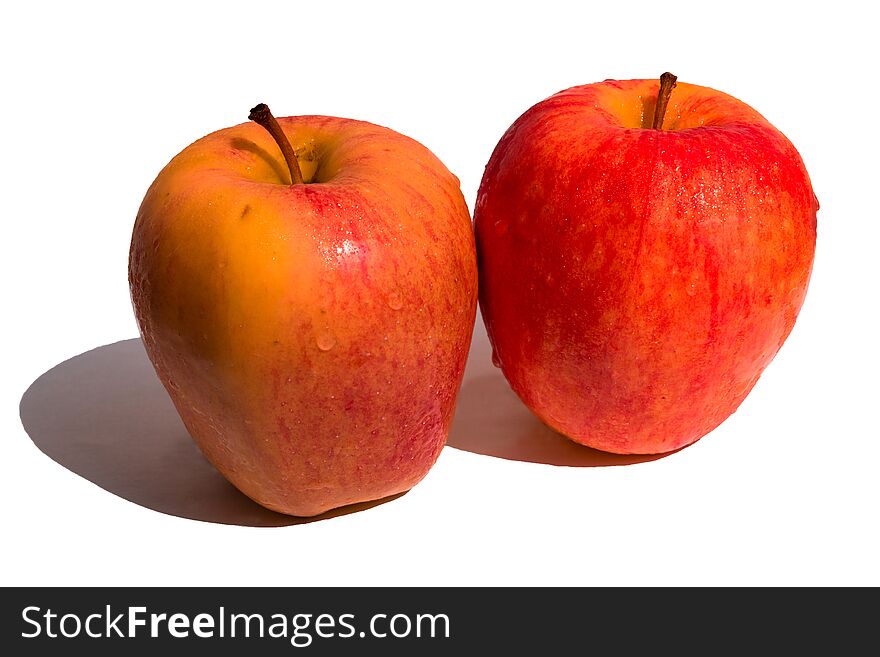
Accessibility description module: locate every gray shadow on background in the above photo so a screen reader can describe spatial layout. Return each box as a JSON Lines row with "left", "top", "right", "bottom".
{"left": 448, "top": 374, "right": 669, "bottom": 467}
{"left": 446, "top": 316, "right": 673, "bottom": 467}
{"left": 19, "top": 318, "right": 667, "bottom": 527}
{"left": 19, "top": 339, "right": 402, "bottom": 527}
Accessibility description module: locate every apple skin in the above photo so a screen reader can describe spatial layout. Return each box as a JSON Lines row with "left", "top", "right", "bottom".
{"left": 129, "top": 115, "right": 477, "bottom": 516}
{"left": 475, "top": 78, "right": 818, "bottom": 454}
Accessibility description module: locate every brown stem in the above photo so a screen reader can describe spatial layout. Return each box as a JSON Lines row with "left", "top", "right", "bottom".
{"left": 651, "top": 72, "right": 678, "bottom": 130}
{"left": 248, "top": 103, "right": 304, "bottom": 185}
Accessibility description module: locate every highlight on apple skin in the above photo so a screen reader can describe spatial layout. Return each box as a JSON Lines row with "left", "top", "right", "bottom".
{"left": 474, "top": 74, "right": 818, "bottom": 455}
{"left": 129, "top": 108, "right": 478, "bottom": 516}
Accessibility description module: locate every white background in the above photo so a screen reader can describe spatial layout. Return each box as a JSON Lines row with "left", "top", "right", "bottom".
{"left": 2, "top": 1, "right": 877, "bottom": 586}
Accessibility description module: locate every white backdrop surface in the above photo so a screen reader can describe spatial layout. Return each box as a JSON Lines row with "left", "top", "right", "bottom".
{"left": 2, "top": 1, "right": 877, "bottom": 586}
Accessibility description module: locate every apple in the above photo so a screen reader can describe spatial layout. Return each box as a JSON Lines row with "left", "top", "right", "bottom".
{"left": 474, "top": 74, "right": 818, "bottom": 454}
{"left": 129, "top": 105, "right": 478, "bottom": 516}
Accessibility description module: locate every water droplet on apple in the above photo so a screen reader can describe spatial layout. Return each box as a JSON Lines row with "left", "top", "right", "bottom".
{"left": 316, "top": 332, "right": 336, "bottom": 351}
{"left": 491, "top": 349, "right": 503, "bottom": 368}
{"left": 687, "top": 283, "right": 697, "bottom": 297}
{"left": 493, "top": 219, "right": 508, "bottom": 236}
{"left": 387, "top": 291, "right": 404, "bottom": 310}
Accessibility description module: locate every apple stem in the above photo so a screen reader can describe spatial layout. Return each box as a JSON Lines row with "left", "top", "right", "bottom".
{"left": 651, "top": 72, "right": 678, "bottom": 130}
{"left": 248, "top": 103, "right": 304, "bottom": 185}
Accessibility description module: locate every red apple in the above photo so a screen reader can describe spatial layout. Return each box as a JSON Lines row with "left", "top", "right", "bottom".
{"left": 129, "top": 105, "right": 477, "bottom": 516}
{"left": 474, "top": 74, "right": 818, "bottom": 454}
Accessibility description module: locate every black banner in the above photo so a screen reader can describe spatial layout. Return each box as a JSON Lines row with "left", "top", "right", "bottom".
{"left": 1, "top": 587, "right": 874, "bottom": 654}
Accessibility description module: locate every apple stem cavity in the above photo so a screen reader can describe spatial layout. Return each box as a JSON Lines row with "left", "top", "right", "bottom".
{"left": 652, "top": 72, "right": 678, "bottom": 130}
{"left": 248, "top": 103, "right": 305, "bottom": 185}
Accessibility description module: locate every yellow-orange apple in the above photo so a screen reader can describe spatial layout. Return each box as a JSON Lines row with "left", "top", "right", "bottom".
{"left": 129, "top": 106, "right": 477, "bottom": 516}
{"left": 475, "top": 74, "right": 818, "bottom": 454}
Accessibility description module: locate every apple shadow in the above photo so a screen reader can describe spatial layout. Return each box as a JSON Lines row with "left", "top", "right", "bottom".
{"left": 446, "top": 317, "right": 672, "bottom": 467}
{"left": 19, "top": 318, "right": 668, "bottom": 526}
{"left": 19, "top": 339, "right": 403, "bottom": 527}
